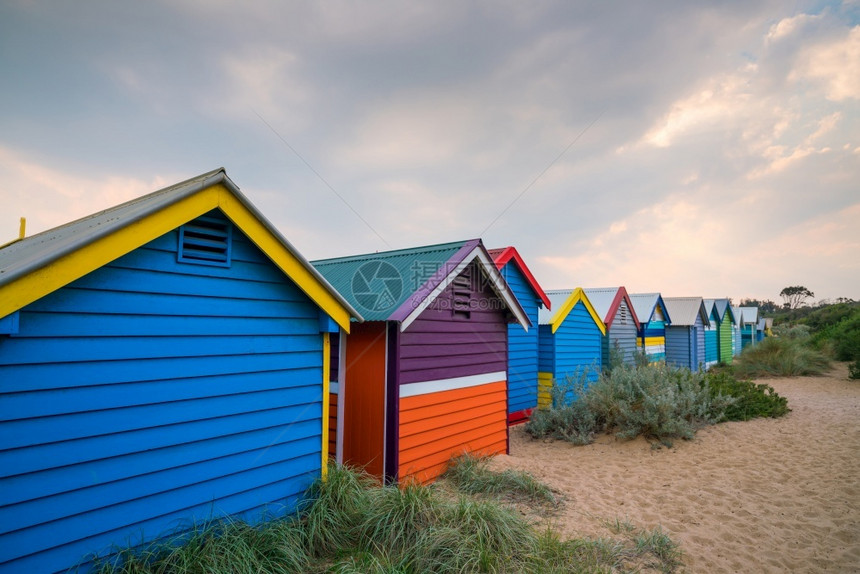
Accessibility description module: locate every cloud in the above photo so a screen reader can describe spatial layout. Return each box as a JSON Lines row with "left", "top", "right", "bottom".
{"left": 790, "top": 25, "right": 860, "bottom": 101}
{"left": 0, "top": 146, "right": 171, "bottom": 239}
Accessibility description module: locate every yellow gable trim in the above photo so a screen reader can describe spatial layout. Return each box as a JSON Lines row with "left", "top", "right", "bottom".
{"left": 216, "top": 190, "right": 351, "bottom": 332}
{"left": 0, "top": 184, "right": 352, "bottom": 331}
{"left": 550, "top": 288, "right": 607, "bottom": 336}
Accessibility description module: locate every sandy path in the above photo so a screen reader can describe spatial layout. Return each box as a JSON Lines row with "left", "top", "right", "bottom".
{"left": 492, "top": 363, "right": 860, "bottom": 573}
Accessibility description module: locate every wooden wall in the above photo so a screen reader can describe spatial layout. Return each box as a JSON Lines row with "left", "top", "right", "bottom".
{"left": 396, "top": 263, "right": 508, "bottom": 483}
{"left": 0, "top": 212, "right": 326, "bottom": 573}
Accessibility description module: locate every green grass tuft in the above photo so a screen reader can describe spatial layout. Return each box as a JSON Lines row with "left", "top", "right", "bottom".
{"left": 732, "top": 336, "right": 831, "bottom": 378}
{"left": 442, "top": 453, "right": 558, "bottom": 506}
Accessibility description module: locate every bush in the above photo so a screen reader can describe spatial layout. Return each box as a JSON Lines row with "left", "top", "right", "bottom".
{"left": 586, "top": 363, "right": 732, "bottom": 446}
{"left": 705, "top": 371, "right": 790, "bottom": 421}
{"left": 526, "top": 363, "right": 734, "bottom": 447}
{"left": 733, "top": 336, "right": 831, "bottom": 378}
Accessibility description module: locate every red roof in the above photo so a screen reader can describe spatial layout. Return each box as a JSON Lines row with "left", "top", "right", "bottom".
{"left": 488, "top": 246, "right": 551, "bottom": 309}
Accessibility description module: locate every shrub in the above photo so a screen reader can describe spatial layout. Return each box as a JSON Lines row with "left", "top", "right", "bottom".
{"left": 705, "top": 371, "right": 790, "bottom": 421}
{"left": 586, "top": 363, "right": 732, "bottom": 446}
{"left": 527, "top": 363, "right": 734, "bottom": 447}
{"left": 733, "top": 336, "right": 831, "bottom": 378}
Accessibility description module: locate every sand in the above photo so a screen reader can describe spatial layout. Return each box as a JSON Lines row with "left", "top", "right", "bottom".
{"left": 492, "top": 363, "right": 860, "bottom": 573}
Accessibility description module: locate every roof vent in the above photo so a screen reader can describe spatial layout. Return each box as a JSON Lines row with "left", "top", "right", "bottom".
{"left": 178, "top": 214, "right": 232, "bottom": 267}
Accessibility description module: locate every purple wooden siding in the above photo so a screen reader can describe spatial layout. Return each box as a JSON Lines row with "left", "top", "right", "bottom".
{"left": 399, "top": 264, "right": 508, "bottom": 385}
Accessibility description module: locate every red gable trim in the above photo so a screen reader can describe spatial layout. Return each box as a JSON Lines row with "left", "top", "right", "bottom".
{"left": 489, "top": 246, "right": 551, "bottom": 309}
{"left": 603, "top": 286, "right": 640, "bottom": 329}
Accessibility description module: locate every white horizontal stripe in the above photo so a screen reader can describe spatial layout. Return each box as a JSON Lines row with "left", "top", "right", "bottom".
{"left": 329, "top": 381, "right": 339, "bottom": 394}
{"left": 399, "top": 371, "right": 506, "bottom": 398}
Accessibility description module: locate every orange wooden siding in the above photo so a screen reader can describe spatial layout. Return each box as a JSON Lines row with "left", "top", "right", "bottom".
{"left": 328, "top": 392, "right": 338, "bottom": 458}
{"left": 398, "top": 380, "right": 507, "bottom": 484}
{"left": 342, "top": 322, "right": 387, "bottom": 478}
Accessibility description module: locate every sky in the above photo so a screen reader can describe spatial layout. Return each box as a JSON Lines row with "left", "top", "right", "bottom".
{"left": 1, "top": 0, "right": 858, "bottom": 304}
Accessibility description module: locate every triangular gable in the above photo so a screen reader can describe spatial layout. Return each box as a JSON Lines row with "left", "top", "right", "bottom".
{"left": 488, "top": 246, "right": 551, "bottom": 309}
{"left": 712, "top": 298, "right": 735, "bottom": 324}
{"left": 663, "top": 297, "right": 709, "bottom": 326}
{"left": 313, "top": 239, "right": 531, "bottom": 332}
{"left": 583, "top": 287, "right": 640, "bottom": 329}
{"left": 541, "top": 288, "right": 606, "bottom": 335}
{"left": 0, "top": 169, "right": 361, "bottom": 330}
{"left": 739, "top": 306, "right": 759, "bottom": 325}
{"left": 629, "top": 292, "right": 672, "bottom": 327}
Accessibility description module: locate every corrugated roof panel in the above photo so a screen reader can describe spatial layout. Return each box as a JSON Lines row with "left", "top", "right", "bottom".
{"left": 739, "top": 306, "right": 759, "bottom": 325}
{"left": 582, "top": 287, "right": 619, "bottom": 322}
{"left": 538, "top": 289, "right": 575, "bottom": 324}
{"left": 628, "top": 293, "right": 662, "bottom": 325}
{"left": 311, "top": 241, "right": 468, "bottom": 321}
{"left": 663, "top": 297, "right": 706, "bottom": 326}
{"left": 0, "top": 169, "right": 225, "bottom": 285}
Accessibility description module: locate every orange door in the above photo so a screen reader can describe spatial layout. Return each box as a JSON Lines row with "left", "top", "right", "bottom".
{"left": 343, "top": 322, "right": 388, "bottom": 479}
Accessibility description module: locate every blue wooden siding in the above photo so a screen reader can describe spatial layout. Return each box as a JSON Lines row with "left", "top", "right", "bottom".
{"left": 704, "top": 320, "right": 718, "bottom": 367}
{"left": 553, "top": 301, "right": 603, "bottom": 383}
{"left": 665, "top": 326, "right": 694, "bottom": 370}
{"left": 499, "top": 263, "right": 540, "bottom": 416}
{"left": 538, "top": 300, "right": 602, "bottom": 402}
{"left": 0, "top": 212, "right": 325, "bottom": 574}
{"left": 538, "top": 324, "right": 555, "bottom": 374}
{"left": 602, "top": 300, "right": 638, "bottom": 368}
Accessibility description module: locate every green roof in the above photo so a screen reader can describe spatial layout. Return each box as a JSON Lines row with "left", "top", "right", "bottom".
{"left": 311, "top": 240, "right": 469, "bottom": 321}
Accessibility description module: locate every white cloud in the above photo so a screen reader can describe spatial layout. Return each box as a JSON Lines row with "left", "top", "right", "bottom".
{"left": 0, "top": 146, "right": 170, "bottom": 238}
{"left": 790, "top": 26, "right": 860, "bottom": 101}
{"left": 766, "top": 13, "right": 821, "bottom": 43}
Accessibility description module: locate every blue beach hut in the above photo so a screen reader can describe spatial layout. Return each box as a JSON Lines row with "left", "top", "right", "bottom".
{"left": 663, "top": 297, "right": 709, "bottom": 371}
{"left": 488, "top": 247, "right": 551, "bottom": 424}
{"left": 702, "top": 298, "right": 719, "bottom": 369}
{"left": 628, "top": 292, "right": 672, "bottom": 363}
{"left": 537, "top": 288, "right": 605, "bottom": 407}
{"left": 739, "top": 306, "right": 759, "bottom": 349}
{"left": 0, "top": 169, "right": 361, "bottom": 574}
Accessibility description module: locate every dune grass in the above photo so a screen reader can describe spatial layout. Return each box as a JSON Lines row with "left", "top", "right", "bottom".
{"left": 732, "top": 334, "right": 831, "bottom": 378}
{"left": 94, "top": 461, "right": 684, "bottom": 574}
{"left": 441, "top": 452, "right": 558, "bottom": 506}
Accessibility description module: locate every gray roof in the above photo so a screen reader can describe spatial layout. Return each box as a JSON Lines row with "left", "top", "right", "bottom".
{"left": 582, "top": 287, "right": 619, "bottom": 322}
{"left": 663, "top": 297, "right": 708, "bottom": 326}
{"left": 711, "top": 298, "right": 736, "bottom": 324}
{"left": 732, "top": 306, "right": 744, "bottom": 325}
{"left": 0, "top": 168, "right": 361, "bottom": 320}
{"left": 628, "top": 292, "right": 671, "bottom": 326}
{"left": 538, "top": 289, "right": 575, "bottom": 325}
{"left": 739, "top": 306, "right": 759, "bottom": 325}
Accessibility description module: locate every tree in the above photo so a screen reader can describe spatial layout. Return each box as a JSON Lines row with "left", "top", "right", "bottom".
{"left": 779, "top": 286, "right": 815, "bottom": 309}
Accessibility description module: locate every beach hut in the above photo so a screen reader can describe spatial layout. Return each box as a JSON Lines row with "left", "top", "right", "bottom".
{"left": 582, "top": 287, "right": 640, "bottom": 369}
{"left": 536, "top": 289, "right": 606, "bottom": 407}
{"left": 757, "top": 318, "right": 768, "bottom": 341}
{"left": 663, "top": 297, "right": 709, "bottom": 371}
{"left": 313, "top": 240, "right": 530, "bottom": 485}
{"left": 702, "top": 299, "right": 719, "bottom": 369}
{"left": 628, "top": 293, "right": 672, "bottom": 363}
{"left": 739, "top": 306, "right": 759, "bottom": 348}
{"left": 713, "top": 299, "right": 736, "bottom": 364}
{"left": 0, "top": 169, "right": 360, "bottom": 574}
{"left": 731, "top": 306, "right": 744, "bottom": 356}
{"left": 488, "top": 247, "right": 551, "bottom": 424}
